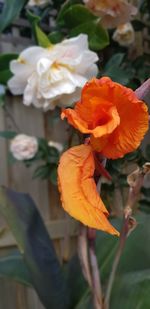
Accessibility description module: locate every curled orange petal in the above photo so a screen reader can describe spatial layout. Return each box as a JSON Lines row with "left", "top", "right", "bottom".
{"left": 58, "top": 144, "right": 119, "bottom": 236}
{"left": 62, "top": 77, "right": 149, "bottom": 159}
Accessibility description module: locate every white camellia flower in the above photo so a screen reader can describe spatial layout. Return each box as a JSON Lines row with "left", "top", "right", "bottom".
{"left": 28, "top": 0, "right": 49, "bottom": 6}
{"left": 10, "top": 134, "right": 38, "bottom": 160}
{"left": 112, "top": 23, "right": 135, "bottom": 46}
{"left": 8, "top": 34, "right": 98, "bottom": 110}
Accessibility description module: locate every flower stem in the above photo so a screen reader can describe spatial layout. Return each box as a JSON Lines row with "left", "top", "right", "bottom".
{"left": 88, "top": 228, "right": 103, "bottom": 309}
{"left": 104, "top": 163, "right": 150, "bottom": 309}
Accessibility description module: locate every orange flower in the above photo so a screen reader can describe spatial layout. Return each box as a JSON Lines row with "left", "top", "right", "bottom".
{"left": 62, "top": 77, "right": 149, "bottom": 159}
{"left": 58, "top": 144, "right": 119, "bottom": 236}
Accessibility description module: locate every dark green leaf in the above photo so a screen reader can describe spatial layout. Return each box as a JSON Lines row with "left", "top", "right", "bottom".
{"left": 102, "top": 53, "right": 134, "bottom": 85}
{"left": 0, "top": 53, "right": 18, "bottom": 85}
{"left": 48, "top": 31, "right": 64, "bottom": 44}
{"left": 60, "top": 4, "right": 97, "bottom": 29}
{"left": 0, "top": 250, "right": 32, "bottom": 286}
{"left": 32, "top": 164, "right": 51, "bottom": 179}
{"left": 0, "top": 0, "right": 27, "bottom": 32}
{"left": 104, "top": 53, "right": 125, "bottom": 70}
{"left": 0, "top": 187, "right": 69, "bottom": 309}
{"left": 125, "top": 150, "right": 141, "bottom": 161}
{"left": 57, "top": 0, "right": 81, "bottom": 23}
{"left": 0, "top": 130, "right": 17, "bottom": 139}
{"left": 111, "top": 270, "right": 150, "bottom": 309}
{"left": 69, "top": 212, "right": 150, "bottom": 308}
{"left": 70, "top": 21, "right": 109, "bottom": 51}
{"left": 50, "top": 166, "right": 57, "bottom": 185}
{"left": 102, "top": 66, "right": 132, "bottom": 85}
{"left": 26, "top": 10, "right": 41, "bottom": 24}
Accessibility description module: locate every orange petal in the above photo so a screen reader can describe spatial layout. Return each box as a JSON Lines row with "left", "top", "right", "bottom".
{"left": 58, "top": 144, "right": 119, "bottom": 236}
{"left": 92, "top": 80, "right": 149, "bottom": 159}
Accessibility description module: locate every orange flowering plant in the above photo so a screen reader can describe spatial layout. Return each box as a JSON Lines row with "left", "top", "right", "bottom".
{"left": 57, "top": 77, "right": 149, "bottom": 308}
{"left": 58, "top": 77, "right": 149, "bottom": 235}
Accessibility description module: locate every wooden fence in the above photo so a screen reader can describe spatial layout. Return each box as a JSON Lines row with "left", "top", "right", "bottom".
{"left": 0, "top": 16, "right": 78, "bottom": 309}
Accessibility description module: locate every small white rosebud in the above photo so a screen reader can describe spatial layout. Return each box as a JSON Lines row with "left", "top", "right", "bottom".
{"left": 10, "top": 134, "right": 38, "bottom": 160}
{"left": 113, "top": 23, "right": 135, "bottom": 47}
{"left": 48, "top": 141, "right": 63, "bottom": 153}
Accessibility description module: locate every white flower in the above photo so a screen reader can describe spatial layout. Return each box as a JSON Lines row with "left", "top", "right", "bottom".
{"left": 10, "top": 134, "right": 38, "bottom": 160}
{"left": 113, "top": 23, "right": 135, "bottom": 46}
{"left": 28, "top": 0, "right": 49, "bottom": 6}
{"left": 48, "top": 141, "right": 63, "bottom": 153}
{"left": 8, "top": 34, "right": 98, "bottom": 110}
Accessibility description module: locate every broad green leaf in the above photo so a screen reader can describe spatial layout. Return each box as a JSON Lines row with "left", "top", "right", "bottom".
{"left": 0, "top": 130, "right": 17, "bottom": 139}
{"left": 57, "top": 0, "right": 81, "bottom": 23}
{"left": 0, "top": 0, "right": 27, "bottom": 32}
{"left": 0, "top": 187, "right": 69, "bottom": 309}
{"left": 70, "top": 21, "right": 109, "bottom": 51}
{"left": 101, "top": 53, "right": 134, "bottom": 85}
{"left": 104, "top": 53, "right": 125, "bottom": 70}
{"left": 68, "top": 212, "right": 150, "bottom": 308}
{"left": 50, "top": 166, "right": 57, "bottom": 185}
{"left": 0, "top": 54, "right": 18, "bottom": 85}
{"left": 102, "top": 65, "right": 132, "bottom": 85}
{"left": 32, "top": 164, "right": 51, "bottom": 179}
{"left": 60, "top": 4, "right": 97, "bottom": 29}
{"left": 0, "top": 250, "right": 32, "bottom": 286}
{"left": 48, "top": 31, "right": 64, "bottom": 44}
{"left": 111, "top": 270, "right": 150, "bottom": 309}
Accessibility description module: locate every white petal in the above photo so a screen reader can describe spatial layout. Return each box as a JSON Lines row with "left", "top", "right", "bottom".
{"left": 37, "top": 58, "right": 53, "bottom": 76}
{"left": 8, "top": 76, "right": 26, "bottom": 95}
{"left": 19, "top": 46, "right": 46, "bottom": 65}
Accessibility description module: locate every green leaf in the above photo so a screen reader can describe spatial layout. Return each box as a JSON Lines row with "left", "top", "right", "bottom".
{"left": 27, "top": 11, "right": 51, "bottom": 47}
{"left": 0, "top": 53, "right": 18, "bottom": 85}
{"left": 0, "top": 187, "right": 69, "bottom": 309}
{"left": 104, "top": 53, "right": 125, "bottom": 70}
{"left": 0, "top": 0, "right": 27, "bottom": 32}
{"left": 111, "top": 270, "right": 150, "bottom": 309}
{"left": 60, "top": 4, "right": 97, "bottom": 29}
{"left": 0, "top": 130, "right": 17, "bottom": 139}
{"left": 57, "top": 0, "right": 81, "bottom": 23}
{"left": 50, "top": 166, "right": 57, "bottom": 185}
{"left": 48, "top": 31, "right": 64, "bottom": 44}
{"left": 32, "top": 164, "right": 51, "bottom": 179}
{"left": 34, "top": 23, "right": 52, "bottom": 48}
{"left": 57, "top": 3, "right": 109, "bottom": 51}
{"left": 70, "top": 20, "right": 109, "bottom": 51}
{"left": 68, "top": 212, "right": 150, "bottom": 308}
{"left": 0, "top": 250, "right": 32, "bottom": 286}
